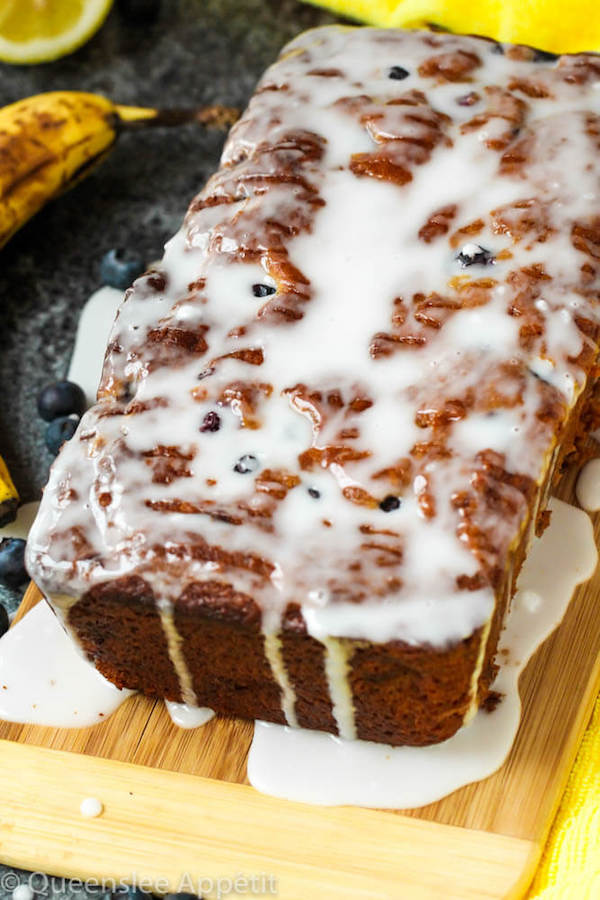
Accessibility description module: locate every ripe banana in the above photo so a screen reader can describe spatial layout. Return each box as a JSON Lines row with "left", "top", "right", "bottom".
{"left": 0, "top": 454, "right": 18, "bottom": 527}
{"left": 0, "top": 91, "right": 239, "bottom": 249}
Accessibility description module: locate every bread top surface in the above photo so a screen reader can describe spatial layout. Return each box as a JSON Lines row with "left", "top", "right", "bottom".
{"left": 27, "top": 26, "right": 600, "bottom": 647}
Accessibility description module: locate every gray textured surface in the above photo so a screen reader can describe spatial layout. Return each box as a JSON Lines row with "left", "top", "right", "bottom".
{"left": 0, "top": 0, "right": 338, "bottom": 893}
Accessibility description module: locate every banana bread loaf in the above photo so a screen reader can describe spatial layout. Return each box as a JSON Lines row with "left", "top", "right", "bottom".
{"left": 27, "top": 26, "right": 600, "bottom": 745}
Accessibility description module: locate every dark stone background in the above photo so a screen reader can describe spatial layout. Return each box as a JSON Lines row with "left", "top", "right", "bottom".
{"left": 0, "top": 0, "right": 340, "bottom": 895}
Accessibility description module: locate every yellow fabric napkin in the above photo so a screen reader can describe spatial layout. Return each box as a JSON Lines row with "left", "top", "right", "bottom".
{"left": 306, "top": 0, "right": 600, "bottom": 54}
{"left": 527, "top": 694, "right": 600, "bottom": 899}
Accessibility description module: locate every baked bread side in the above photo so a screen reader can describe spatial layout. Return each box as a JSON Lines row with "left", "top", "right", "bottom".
{"left": 27, "top": 26, "right": 600, "bottom": 745}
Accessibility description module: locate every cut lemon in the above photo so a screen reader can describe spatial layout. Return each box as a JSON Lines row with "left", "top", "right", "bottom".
{"left": 306, "top": 0, "right": 600, "bottom": 55}
{"left": 0, "top": 0, "right": 113, "bottom": 64}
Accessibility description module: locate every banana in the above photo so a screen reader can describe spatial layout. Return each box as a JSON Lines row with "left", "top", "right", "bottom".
{"left": 0, "top": 91, "right": 239, "bottom": 249}
{"left": 0, "top": 454, "right": 18, "bottom": 527}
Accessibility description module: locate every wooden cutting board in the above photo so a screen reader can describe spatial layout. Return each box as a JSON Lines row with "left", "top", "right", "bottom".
{"left": 0, "top": 466, "right": 598, "bottom": 900}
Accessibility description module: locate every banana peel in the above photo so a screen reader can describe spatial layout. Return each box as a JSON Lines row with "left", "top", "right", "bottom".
{"left": 0, "top": 91, "right": 239, "bottom": 250}
{"left": 0, "top": 454, "right": 18, "bottom": 527}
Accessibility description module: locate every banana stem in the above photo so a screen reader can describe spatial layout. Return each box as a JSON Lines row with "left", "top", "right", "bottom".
{"left": 115, "top": 103, "right": 240, "bottom": 131}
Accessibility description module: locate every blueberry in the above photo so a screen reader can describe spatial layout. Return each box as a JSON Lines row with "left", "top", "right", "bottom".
{"left": 308, "top": 487, "right": 321, "bottom": 499}
{"left": 45, "top": 415, "right": 80, "bottom": 456}
{"left": 379, "top": 495, "right": 401, "bottom": 512}
{"left": 37, "top": 380, "right": 86, "bottom": 422}
{"left": 117, "top": 0, "right": 161, "bottom": 24}
{"left": 388, "top": 65, "right": 410, "bottom": 80}
{"left": 233, "top": 454, "right": 259, "bottom": 474}
{"left": 0, "top": 603, "right": 8, "bottom": 637}
{"left": 200, "top": 411, "right": 221, "bottom": 433}
{"left": 252, "top": 283, "right": 276, "bottom": 298}
{"left": 100, "top": 248, "right": 146, "bottom": 290}
{"left": 456, "top": 243, "right": 495, "bottom": 268}
{"left": 0, "top": 538, "right": 27, "bottom": 590}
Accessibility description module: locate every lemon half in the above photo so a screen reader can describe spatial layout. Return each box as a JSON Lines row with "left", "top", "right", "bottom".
{"left": 0, "top": 0, "right": 113, "bottom": 64}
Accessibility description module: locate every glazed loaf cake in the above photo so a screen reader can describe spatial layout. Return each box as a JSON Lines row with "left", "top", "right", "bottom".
{"left": 27, "top": 26, "right": 600, "bottom": 746}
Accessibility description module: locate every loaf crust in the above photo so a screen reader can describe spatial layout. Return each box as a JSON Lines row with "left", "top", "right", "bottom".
{"left": 27, "top": 27, "right": 600, "bottom": 745}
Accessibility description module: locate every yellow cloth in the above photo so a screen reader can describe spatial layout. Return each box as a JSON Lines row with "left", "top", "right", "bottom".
{"left": 527, "top": 694, "right": 600, "bottom": 899}
{"left": 305, "top": 0, "right": 600, "bottom": 54}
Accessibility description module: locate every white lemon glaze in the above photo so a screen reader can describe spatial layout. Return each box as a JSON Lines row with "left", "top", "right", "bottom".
{"left": 247, "top": 499, "right": 598, "bottom": 807}
{"left": 23, "top": 28, "right": 600, "bottom": 743}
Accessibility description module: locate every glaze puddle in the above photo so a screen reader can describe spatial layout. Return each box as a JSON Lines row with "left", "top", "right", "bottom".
{"left": 67, "top": 285, "right": 123, "bottom": 405}
{"left": 247, "top": 498, "right": 597, "bottom": 808}
{"left": 576, "top": 457, "right": 600, "bottom": 511}
{"left": 0, "top": 600, "right": 133, "bottom": 727}
{"left": 0, "top": 597, "right": 214, "bottom": 730}
{"left": 165, "top": 701, "right": 215, "bottom": 729}
{"left": 0, "top": 502, "right": 40, "bottom": 543}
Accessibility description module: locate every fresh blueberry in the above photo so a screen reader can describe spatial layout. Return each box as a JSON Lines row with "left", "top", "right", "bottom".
{"left": 37, "top": 380, "right": 86, "bottom": 422}
{"left": 233, "top": 454, "right": 259, "bottom": 474}
{"left": 388, "top": 65, "right": 410, "bottom": 80}
{"left": 100, "top": 248, "right": 146, "bottom": 290}
{"left": 456, "top": 243, "right": 495, "bottom": 268}
{"left": 308, "top": 487, "right": 321, "bottom": 499}
{"left": 45, "top": 415, "right": 80, "bottom": 456}
{"left": 379, "top": 495, "right": 401, "bottom": 512}
{"left": 200, "top": 411, "right": 221, "bottom": 433}
{"left": 117, "top": 0, "right": 161, "bottom": 24}
{"left": 0, "top": 603, "right": 8, "bottom": 637}
{"left": 252, "top": 283, "right": 276, "bottom": 298}
{"left": 0, "top": 538, "right": 27, "bottom": 590}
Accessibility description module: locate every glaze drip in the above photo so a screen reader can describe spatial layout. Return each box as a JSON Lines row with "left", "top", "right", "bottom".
{"left": 26, "top": 27, "right": 600, "bottom": 736}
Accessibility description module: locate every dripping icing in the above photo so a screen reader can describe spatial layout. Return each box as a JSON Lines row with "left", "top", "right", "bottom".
{"left": 247, "top": 499, "right": 598, "bottom": 807}
{"left": 27, "top": 28, "right": 600, "bottom": 660}
{"left": 321, "top": 637, "right": 356, "bottom": 740}
{"left": 263, "top": 632, "right": 298, "bottom": 728}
